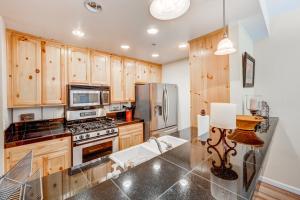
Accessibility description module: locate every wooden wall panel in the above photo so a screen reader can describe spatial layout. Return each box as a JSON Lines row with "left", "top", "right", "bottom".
{"left": 189, "top": 28, "right": 230, "bottom": 127}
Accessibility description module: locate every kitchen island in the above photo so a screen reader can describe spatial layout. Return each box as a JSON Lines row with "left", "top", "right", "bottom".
{"left": 41, "top": 118, "right": 278, "bottom": 200}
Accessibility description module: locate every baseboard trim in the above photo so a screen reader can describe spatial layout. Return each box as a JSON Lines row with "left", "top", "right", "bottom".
{"left": 259, "top": 176, "right": 300, "bottom": 195}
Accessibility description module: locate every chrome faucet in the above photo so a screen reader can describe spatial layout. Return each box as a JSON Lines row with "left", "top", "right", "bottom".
{"left": 148, "top": 137, "right": 163, "bottom": 154}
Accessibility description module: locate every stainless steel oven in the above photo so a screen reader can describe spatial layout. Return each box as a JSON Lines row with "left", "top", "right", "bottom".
{"left": 73, "top": 135, "right": 118, "bottom": 166}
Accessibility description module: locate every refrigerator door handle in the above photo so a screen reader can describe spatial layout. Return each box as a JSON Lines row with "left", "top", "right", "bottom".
{"left": 162, "top": 88, "right": 166, "bottom": 123}
{"left": 165, "top": 88, "right": 169, "bottom": 123}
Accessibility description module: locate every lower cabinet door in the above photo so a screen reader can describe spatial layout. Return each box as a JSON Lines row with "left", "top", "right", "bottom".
{"left": 131, "top": 132, "right": 143, "bottom": 147}
{"left": 119, "top": 134, "right": 132, "bottom": 150}
{"left": 43, "top": 150, "right": 70, "bottom": 176}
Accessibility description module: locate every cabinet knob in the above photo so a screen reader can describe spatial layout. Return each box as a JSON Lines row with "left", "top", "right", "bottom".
{"left": 16, "top": 94, "right": 20, "bottom": 98}
{"left": 25, "top": 57, "right": 29, "bottom": 60}
{"left": 49, "top": 60, "right": 52, "bottom": 64}
{"left": 52, "top": 77, "right": 56, "bottom": 81}
{"left": 35, "top": 69, "right": 40, "bottom": 73}
{"left": 28, "top": 75, "right": 33, "bottom": 80}
{"left": 73, "top": 74, "right": 76, "bottom": 77}
{"left": 78, "top": 58, "right": 81, "bottom": 62}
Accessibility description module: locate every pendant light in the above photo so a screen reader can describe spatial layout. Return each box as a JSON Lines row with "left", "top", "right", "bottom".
{"left": 150, "top": 0, "right": 190, "bottom": 20}
{"left": 214, "top": 0, "right": 236, "bottom": 55}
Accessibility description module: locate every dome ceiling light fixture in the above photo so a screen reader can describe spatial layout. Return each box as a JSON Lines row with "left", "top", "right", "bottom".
{"left": 215, "top": 0, "right": 237, "bottom": 56}
{"left": 150, "top": 0, "right": 191, "bottom": 20}
{"left": 84, "top": 0, "right": 102, "bottom": 13}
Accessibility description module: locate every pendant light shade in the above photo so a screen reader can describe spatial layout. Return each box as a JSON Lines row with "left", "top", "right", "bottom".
{"left": 215, "top": 0, "right": 236, "bottom": 55}
{"left": 150, "top": 0, "right": 190, "bottom": 20}
{"left": 214, "top": 34, "right": 236, "bottom": 55}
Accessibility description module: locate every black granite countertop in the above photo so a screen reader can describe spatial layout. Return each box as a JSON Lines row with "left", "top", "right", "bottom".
{"left": 4, "top": 118, "right": 71, "bottom": 148}
{"left": 41, "top": 117, "right": 278, "bottom": 200}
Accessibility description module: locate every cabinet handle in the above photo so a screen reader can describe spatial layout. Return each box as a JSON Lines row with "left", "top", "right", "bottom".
{"left": 59, "top": 167, "right": 63, "bottom": 170}
{"left": 28, "top": 75, "right": 33, "bottom": 80}
{"left": 35, "top": 69, "right": 40, "bottom": 73}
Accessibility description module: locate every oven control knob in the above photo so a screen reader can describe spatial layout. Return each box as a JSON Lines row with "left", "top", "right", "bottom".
{"left": 110, "top": 129, "right": 114, "bottom": 133}
{"left": 79, "top": 135, "right": 84, "bottom": 140}
{"left": 86, "top": 134, "right": 90, "bottom": 138}
{"left": 106, "top": 130, "right": 110, "bottom": 134}
{"left": 97, "top": 132, "right": 100, "bottom": 136}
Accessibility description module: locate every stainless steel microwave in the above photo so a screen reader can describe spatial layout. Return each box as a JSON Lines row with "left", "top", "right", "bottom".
{"left": 68, "top": 85, "right": 110, "bottom": 109}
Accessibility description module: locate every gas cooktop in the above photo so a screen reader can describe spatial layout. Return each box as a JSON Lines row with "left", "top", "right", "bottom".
{"left": 67, "top": 117, "right": 118, "bottom": 142}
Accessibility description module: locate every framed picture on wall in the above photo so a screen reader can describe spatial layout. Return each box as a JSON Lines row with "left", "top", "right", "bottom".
{"left": 243, "top": 52, "right": 255, "bottom": 88}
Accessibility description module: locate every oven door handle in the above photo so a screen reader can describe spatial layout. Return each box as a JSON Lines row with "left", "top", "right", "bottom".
{"left": 74, "top": 134, "right": 118, "bottom": 146}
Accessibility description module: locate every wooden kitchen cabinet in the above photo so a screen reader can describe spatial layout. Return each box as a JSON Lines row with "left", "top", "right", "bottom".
{"left": 118, "top": 123, "right": 144, "bottom": 150}
{"left": 149, "top": 64, "right": 162, "bottom": 83}
{"left": 110, "top": 56, "right": 124, "bottom": 102}
{"left": 41, "top": 41, "right": 66, "bottom": 105}
{"left": 123, "top": 59, "right": 136, "bottom": 102}
{"left": 10, "top": 33, "right": 42, "bottom": 106}
{"left": 68, "top": 47, "right": 90, "bottom": 84}
{"left": 4, "top": 137, "right": 71, "bottom": 177}
{"left": 43, "top": 150, "right": 70, "bottom": 176}
{"left": 136, "top": 62, "right": 150, "bottom": 83}
{"left": 90, "top": 51, "right": 111, "bottom": 85}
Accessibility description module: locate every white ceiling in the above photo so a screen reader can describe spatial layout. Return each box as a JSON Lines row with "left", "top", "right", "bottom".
{"left": 0, "top": 0, "right": 261, "bottom": 64}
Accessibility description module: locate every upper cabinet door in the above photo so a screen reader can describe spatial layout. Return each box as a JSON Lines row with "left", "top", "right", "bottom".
{"left": 150, "top": 65, "right": 162, "bottom": 83}
{"left": 90, "top": 51, "right": 110, "bottom": 86}
{"left": 41, "top": 41, "right": 66, "bottom": 105}
{"left": 110, "top": 56, "right": 124, "bottom": 102}
{"left": 68, "top": 47, "right": 90, "bottom": 84}
{"left": 136, "top": 62, "right": 150, "bottom": 83}
{"left": 11, "top": 34, "right": 41, "bottom": 106}
{"left": 123, "top": 59, "right": 136, "bottom": 102}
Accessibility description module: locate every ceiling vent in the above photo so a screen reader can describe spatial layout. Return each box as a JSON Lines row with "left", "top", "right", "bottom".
{"left": 84, "top": 0, "right": 102, "bottom": 13}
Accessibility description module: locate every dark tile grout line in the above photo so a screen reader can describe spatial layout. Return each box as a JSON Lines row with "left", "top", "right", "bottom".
{"left": 159, "top": 154, "right": 248, "bottom": 200}
{"left": 154, "top": 168, "right": 193, "bottom": 200}
{"left": 188, "top": 170, "right": 248, "bottom": 200}
{"left": 111, "top": 179, "right": 131, "bottom": 200}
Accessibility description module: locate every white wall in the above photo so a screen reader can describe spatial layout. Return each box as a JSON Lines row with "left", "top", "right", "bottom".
{"left": 229, "top": 22, "right": 255, "bottom": 114}
{"left": 162, "top": 59, "right": 190, "bottom": 130}
{"left": 254, "top": 8, "right": 300, "bottom": 192}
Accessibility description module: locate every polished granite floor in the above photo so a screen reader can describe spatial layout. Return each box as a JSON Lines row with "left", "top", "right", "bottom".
{"left": 42, "top": 118, "right": 278, "bottom": 200}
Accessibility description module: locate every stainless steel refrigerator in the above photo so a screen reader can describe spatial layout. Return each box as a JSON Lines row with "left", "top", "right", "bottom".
{"left": 135, "top": 83, "right": 178, "bottom": 141}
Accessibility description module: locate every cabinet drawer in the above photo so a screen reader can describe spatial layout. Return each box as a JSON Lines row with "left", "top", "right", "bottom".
{"left": 118, "top": 123, "right": 143, "bottom": 135}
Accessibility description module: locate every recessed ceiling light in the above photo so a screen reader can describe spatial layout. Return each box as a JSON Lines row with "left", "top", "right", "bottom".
{"left": 147, "top": 28, "right": 159, "bottom": 35}
{"left": 150, "top": 0, "right": 191, "bottom": 20}
{"left": 152, "top": 53, "right": 159, "bottom": 58}
{"left": 178, "top": 42, "right": 188, "bottom": 49}
{"left": 72, "top": 29, "right": 85, "bottom": 37}
{"left": 121, "top": 44, "right": 130, "bottom": 50}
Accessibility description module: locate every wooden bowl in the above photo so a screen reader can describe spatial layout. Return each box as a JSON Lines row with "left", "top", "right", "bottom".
{"left": 236, "top": 115, "right": 264, "bottom": 131}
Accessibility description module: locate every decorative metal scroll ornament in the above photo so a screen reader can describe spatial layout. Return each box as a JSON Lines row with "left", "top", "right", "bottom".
{"left": 207, "top": 127, "right": 238, "bottom": 180}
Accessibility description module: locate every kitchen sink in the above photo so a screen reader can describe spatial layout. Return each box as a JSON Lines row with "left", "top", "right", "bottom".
{"left": 109, "top": 145, "right": 158, "bottom": 169}
{"left": 142, "top": 135, "right": 187, "bottom": 154}
{"left": 110, "top": 136, "right": 187, "bottom": 169}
